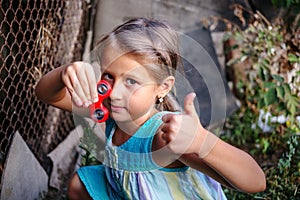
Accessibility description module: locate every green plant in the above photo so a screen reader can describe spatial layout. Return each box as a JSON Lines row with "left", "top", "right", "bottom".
{"left": 224, "top": 5, "right": 300, "bottom": 121}
{"left": 76, "top": 118, "right": 104, "bottom": 167}
{"left": 271, "top": 0, "right": 300, "bottom": 30}
{"left": 271, "top": 0, "right": 300, "bottom": 8}
{"left": 79, "top": 124, "right": 103, "bottom": 167}
{"left": 222, "top": 110, "right": 300, "bottom": 199}
{"left": 262, "top": 134, "right": 300, "bottom": 200}
{"left": 205, "top": 4, "right": 300, "bottom": 199}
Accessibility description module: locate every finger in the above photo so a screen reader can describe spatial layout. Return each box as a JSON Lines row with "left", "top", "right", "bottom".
{"left": 160, "top": 128, "right": 175, "bottom": 144}
{"left": 85, "top": 65, "right": 98, "bottom": 103}
{"left": 160, "top": 121, "right": 181, "bottom": 142}
{"left": 161, "top": 132, "right": 174, "bottom": 143}
{"left": 162, "top": 113, "right": 175, "bottom": 123}
{"left": 63, "top": 76, "right": 83, "bottom": 107}
{"left": 73, "top": 62, "right": 93, "bottom": 102}
{"left": 183, "top": 92, "right": 198, "bottom": 117}
{"left": 68, "top": 70, "right": 89, "bottom": 107}
{"left": 76, "top": 67, "right": 92, "bottom": 104}
{"left": 160, "top": 122, "right": 170, "bottom": 134}
{"left": 62, "top": 66, "right": 84, "bottom": 106}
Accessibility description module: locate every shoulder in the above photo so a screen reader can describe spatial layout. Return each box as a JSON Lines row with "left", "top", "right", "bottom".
{"left": 152, "top": 111, "right": 180, "bottom": 121}
{"left": 151, "top": 111, "right": 179, "bottom": 149}
{"left": 143, "top": 111, "right": 179, "bottom": 130}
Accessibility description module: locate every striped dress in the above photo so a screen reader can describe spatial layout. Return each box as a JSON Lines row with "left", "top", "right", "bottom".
{"left": 77, "top": 111, "right": 227, "bottom": 200}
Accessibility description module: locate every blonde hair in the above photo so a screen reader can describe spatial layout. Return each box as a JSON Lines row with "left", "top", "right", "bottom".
{"left": 97, "top": 17, "right": 182, "bottom": 111}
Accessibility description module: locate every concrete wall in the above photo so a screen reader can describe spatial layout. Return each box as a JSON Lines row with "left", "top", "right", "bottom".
{"left": 92, "top": 0, "right": 279, "bottom": 45}
{"left": 92, "top": 0, "right": 249, "bottom": 45}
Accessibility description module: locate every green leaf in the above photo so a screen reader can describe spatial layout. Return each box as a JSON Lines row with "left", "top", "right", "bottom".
{"left": 272, "top": 74, "right": 284, "bottom": 83}
{"left": 261, "top": 138, "right": 270, "bottom": 153}
{"left": 258, "top": 98, "right": 265, "bottom": 108}
{"left": 286, "top": 95, "right": 299, "bottom": 117}
{"left": 290, "top": 103, "right": 296, "bottom": 117}
{"left": 276, "top": 86, "right": 285, "bottom": 99}
{"left": 264, "top": 82, "right": 276, "bottom": 88}
{"left": 288, "top": 53, "right": 300, "bottom": 63}
{"left": 258, "top": 67, "right": 264, "bottom": 80}
{"left": 264, "top": 88, "right": 277, "bottom": 106}
{"left": 261, "top": 59, "right": 270, "bottom": 68}
{"left": 283, "top": 83, "right": 291, "bottom": 95}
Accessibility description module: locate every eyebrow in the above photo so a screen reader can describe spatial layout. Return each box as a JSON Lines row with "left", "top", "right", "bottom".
{"left": 124, "top": 72, "right": 152, "bottom": 83}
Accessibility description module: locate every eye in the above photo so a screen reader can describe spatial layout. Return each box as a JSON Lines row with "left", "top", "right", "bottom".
{"left": 125, "top": 78, "right": 137, "bottom": 85}
{"left": 101, "top": 73, "right": 114, "bottom": 86}
{"left": 102, "top": 73, "right": 113, "bottom": 81}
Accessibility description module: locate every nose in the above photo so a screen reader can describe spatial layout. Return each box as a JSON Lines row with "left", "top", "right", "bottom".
{"left": 109, "top": 80, "right": 123, "bottom": 100}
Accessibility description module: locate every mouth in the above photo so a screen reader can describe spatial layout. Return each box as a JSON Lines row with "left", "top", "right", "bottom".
{"left": 110, "top": 104, "right": 125, "bottom": 112}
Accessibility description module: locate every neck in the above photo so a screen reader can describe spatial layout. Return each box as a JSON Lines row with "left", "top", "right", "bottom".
{"left": 115, "top": 108, "right": 158, "bottom": 135}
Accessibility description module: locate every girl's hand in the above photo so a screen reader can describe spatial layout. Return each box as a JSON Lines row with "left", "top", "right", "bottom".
{"left": 159, "top": 95, "right": 266, "bottom": 193}
{"left": 160, "top": 93, "right": 203, "bottom": 155}
{"left": 61, "top": 61, "right": 99, "bottom": 108}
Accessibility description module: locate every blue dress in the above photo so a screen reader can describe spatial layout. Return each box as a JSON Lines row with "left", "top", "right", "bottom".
{"left": 77, "top": 111, "right": 227, "bottom": 199}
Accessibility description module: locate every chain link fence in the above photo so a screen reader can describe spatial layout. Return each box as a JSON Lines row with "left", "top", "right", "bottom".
{"left": 0, "top": 0, "right": 90, "bottom": 176}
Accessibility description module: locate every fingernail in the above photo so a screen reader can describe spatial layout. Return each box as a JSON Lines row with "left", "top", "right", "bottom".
{"left": 93, "top": 97, "right": 98, "bottom": 102}
{"left": 84, "top": 102, "right": 90, "bottom": 108}
{"left": 76, "top": 100, "right": 83, "bottom": 107}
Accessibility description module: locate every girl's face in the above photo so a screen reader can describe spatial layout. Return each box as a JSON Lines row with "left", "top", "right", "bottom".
{"left": 101, "top": 52, "right": 163, "bottom": 126}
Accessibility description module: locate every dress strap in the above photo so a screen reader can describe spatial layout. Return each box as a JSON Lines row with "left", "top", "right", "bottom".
{"left": 104, "top": 111, "right": 176, "bottom": 171}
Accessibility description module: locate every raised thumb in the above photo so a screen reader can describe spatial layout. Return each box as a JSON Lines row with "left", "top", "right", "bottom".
{"left": 183, "top": 92, "right": 198, "bottom": 117}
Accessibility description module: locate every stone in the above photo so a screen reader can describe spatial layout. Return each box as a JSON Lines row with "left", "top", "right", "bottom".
{"left": 47, "top": 125, "right": 84, "bottom": 189}
{"left": 0, "top": 131, "right": 48, "bottom": 200}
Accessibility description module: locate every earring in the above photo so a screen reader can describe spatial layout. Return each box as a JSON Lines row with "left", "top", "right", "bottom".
{"left": 159, "top": 97, "right": 164, "bottom": 103}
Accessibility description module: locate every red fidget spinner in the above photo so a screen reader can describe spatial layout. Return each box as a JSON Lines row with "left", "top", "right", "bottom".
{"left": 90, "top": 80, "right": 112, "bottom": 123}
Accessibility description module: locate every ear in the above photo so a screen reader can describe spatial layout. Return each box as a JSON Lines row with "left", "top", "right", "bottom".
{"left": 158, "top": 76, "right": 175, "bottom": 97}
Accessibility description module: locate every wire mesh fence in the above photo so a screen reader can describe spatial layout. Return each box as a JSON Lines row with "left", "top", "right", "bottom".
{"left": 0, "top": 0, "right": 90, "bottom": 176}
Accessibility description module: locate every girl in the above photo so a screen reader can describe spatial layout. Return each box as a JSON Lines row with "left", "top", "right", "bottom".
{"left": 36, "top": 18, "right": 266, "bottom": 200}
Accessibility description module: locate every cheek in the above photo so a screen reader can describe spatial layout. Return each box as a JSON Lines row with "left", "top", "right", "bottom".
{"left": 128, "top": 88, "right": 157, "bottom": 110}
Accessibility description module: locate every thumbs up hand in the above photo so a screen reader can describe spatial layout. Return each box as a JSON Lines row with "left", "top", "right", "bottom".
{"left": 160, "top": 93, "right": 204, "bottom": 156}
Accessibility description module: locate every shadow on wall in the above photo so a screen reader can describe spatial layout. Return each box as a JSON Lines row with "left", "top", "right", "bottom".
{"left": 180, "top": 24, "right": 238, "bottom": 129}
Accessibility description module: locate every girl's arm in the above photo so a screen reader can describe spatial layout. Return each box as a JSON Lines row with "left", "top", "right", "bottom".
{"left": 35, "top": 62, "right": 98, "bottom": 115}
{"left": 159, "top": 93, "right": 266, "bottom": 193}
{"left": 179, "top": 143, "right": 266, "bottom": 193}
{"left": 178, "top": 153, "right": 234, "bottom": 189}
